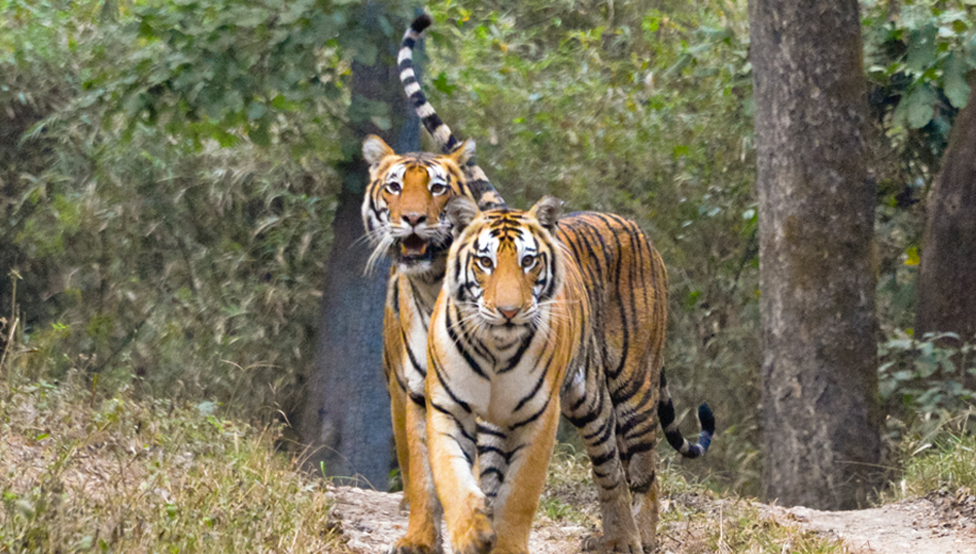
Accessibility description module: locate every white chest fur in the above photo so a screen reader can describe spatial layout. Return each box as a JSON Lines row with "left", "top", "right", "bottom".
{"left": 434, "top": 317, "right": 558, "bottom": 429}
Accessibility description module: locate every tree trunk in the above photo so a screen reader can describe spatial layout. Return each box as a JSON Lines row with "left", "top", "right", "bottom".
{"left": 750, "top": 0, "right": 882, "bottom": 509}
{"left": 916, "top": 78, "right": 976, "bottom": 391}
{"left": 300, "top": 6, "right": 421, "bottom": 488}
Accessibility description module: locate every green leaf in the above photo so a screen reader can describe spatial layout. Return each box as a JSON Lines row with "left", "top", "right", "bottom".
{"left": 432, "top": 71, "right": 457, "bottom": 95}
{"left": 248, "top": 122, "right": 270, "bottom": 147}
{"left": 904, "top": 245, "right": 920, "bottom": 266}
{"left": 247, "top": 101, "right": 267, "bottom": 121}
{"left": 943, "top": 52, "right": 971, "bottom": 109}
{"left": 905, "top": 24, "right": 938, "bottom": 75}
{"left": 895, "top": 85, "right": 937, "bottom": 129}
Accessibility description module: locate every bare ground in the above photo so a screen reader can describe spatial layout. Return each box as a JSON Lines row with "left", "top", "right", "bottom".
{"left": 762, "top": 488, "right": 976, "bottom": 554}
{"left": 327, "top": 485, "right": 976, "bottom": 553}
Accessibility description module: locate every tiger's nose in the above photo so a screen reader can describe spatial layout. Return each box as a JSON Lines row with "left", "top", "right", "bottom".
{"left": 498, "top": 307, "right": 520, "bottom": 320}
{"left": 402, "top": 213, "right": 427, "bottom": 226}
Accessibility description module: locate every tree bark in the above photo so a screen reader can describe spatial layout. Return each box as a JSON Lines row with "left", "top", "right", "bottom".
{"left": 300, "top": 5, "right": 421, "bottom": 488}
{"left": 751, "top": 0, "right": 882, "bottom": 509}
{"left": 916, "top": 78, "right": 976, "bottom": 391}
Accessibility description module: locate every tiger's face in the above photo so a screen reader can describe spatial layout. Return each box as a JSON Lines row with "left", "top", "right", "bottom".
{"left": 445, "top": 196, "right": 564, "bottom": 332}
{"left": 361, "top": 135, "right": 474, "bottom": 275}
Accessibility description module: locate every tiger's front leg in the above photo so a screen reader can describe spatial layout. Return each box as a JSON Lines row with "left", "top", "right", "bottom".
{"left": 488, "top": 402, "right": 562, "bottom": 554}
{"left": 390, "top": 398, "right": 444, "bottom": 554}
{"left": 388, "top": 378, "right": 411, "bottom": 512}
{"left": 426, "top": 397, "right": 495, "bottom": 554}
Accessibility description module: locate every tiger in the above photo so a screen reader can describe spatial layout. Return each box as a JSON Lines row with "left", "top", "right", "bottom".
{"left": 425, "top": 196, "right": 715, "bottom": 554}
{"left": 363, "top": 14, "right": 712, "bottom": 554}
{"left": 360, "top": 14, "right": 507, "bottom": 554}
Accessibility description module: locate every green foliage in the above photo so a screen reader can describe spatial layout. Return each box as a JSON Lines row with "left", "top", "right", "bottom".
{"left": 864, "top": 0, "right": 976, "bottom": 130}
{"left": 0, "top": 0, "right": 372, "bottom": 419}
{"left": 864, "top": 2, "right": 976, "bottom": 332}
{"left": 863, "top": 0, "right": 976, "bottom": 181}
{"left": 879, "top": 332, "right": 976, "bottom": 418}
{"left": 70, "top": 0, "right": 421, "bottom": 151}
{"left": 99, "top": 0, "right": 346, "bottom": 149}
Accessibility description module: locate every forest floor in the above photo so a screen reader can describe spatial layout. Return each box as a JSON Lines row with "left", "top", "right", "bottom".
{"left": 327, "top": 482, "right": 976, "bottom": 553}
{"left": 3, "top": 375, "right": 974, "bottom": 553}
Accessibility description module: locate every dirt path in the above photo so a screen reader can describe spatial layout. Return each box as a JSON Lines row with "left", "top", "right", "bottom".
{"left": 327, "top": 486, "right": 584, "bottom": 553}
{"left": 764, "top": 489, "right": 976, "bottom": 554}
{"left": 328, "top": 485, "right": 976, "bottom": 553}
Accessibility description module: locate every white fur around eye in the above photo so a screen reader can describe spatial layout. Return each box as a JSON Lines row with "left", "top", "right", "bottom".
{"left": 429, "top": 180, "right": 448, "bottom": 196}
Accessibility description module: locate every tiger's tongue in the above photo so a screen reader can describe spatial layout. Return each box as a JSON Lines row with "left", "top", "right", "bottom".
{"left": 400, "top": 235, "right": 428, "bottom": 256}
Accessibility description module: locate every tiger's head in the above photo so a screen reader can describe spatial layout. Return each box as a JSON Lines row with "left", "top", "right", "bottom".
{"left": 444, "top": 196, "right": 565, "bottom": 333}
{"left": 361, "top": 134, "right": 476, "bottom": 276}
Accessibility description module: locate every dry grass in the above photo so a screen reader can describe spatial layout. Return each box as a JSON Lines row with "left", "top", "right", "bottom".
{"left": 539, "top": 444, "right": 853, "bottom": 553}
{"left": 889, "top": 409, "right": 976, "bottom": 501}
{"left": 0, "top": 368, "right": 339, "bottom": 553}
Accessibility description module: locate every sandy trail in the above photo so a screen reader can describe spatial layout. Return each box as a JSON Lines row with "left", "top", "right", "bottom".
{"left": 328, "top": 485, "right": 976, "bottom": 553}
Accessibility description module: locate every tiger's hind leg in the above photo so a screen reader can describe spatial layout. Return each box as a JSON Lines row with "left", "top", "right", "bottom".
{"left": 614, "top": 356, "right": 664, "bottom": 552}
{"left": 624, "top": 448, "right": 660, "bottom": 552}
{"left": 615, "top": 369, "right": 663, "bottom": 553}
{"left": 562, "top": 368, "right": 642, "bottom": 553}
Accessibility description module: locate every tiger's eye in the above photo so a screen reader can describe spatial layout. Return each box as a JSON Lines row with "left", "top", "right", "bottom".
{"left": 521, "top": 255, "right": 536, "bottom": 269}
{"left": 430, "top": 183, "right": 447, "bottom": 196}
{"left": 478, "top": 256, "right": 493, "bottom": 270}
{"left": 386, "top": 182, "right": 402, "bottom": 194}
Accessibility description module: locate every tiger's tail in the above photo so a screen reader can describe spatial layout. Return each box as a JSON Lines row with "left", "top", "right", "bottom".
{"left": 657, "top": 369, "right": 715, "bottom": 459}
{"left": 398, "top": 15, "right": 505, "bottom": 209}
{"left": 399, "top": 14, "right": 459, "bottom": 154}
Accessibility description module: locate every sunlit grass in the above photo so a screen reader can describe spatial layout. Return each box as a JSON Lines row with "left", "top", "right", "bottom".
{"left": 0, "top": 368, "right": 338, "bottom": 553}
{"left": 892, "top": 409, "right": 976, "bottom": 499}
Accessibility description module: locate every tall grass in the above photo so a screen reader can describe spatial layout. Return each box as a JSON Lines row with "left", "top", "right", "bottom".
{"left": 893, "top": 409, "right": 976, "bottom": 498}
{"left": 0, "top": 340, "right": 338, "bottom": 553}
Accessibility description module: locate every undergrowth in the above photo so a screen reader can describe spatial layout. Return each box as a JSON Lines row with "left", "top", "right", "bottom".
{"left": 890, "top": 408, "right": 976, "bottom": 500}
{"left": 0, "top": 362, "right": 338, "bottom": 553}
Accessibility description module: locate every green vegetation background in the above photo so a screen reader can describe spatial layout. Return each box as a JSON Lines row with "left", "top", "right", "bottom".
{"left": 2, "top": 0, "right": 975, "bottom": 499}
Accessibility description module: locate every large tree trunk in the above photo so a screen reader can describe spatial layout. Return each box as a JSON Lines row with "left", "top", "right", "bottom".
{"left": 300, "top": 6, "right": 421, "bottom": 488}
{"left": 916, "top": 79, "right": 976, "bottom": 390}
{"left": 750, "top": 0, "right": 882, "bottom": 509}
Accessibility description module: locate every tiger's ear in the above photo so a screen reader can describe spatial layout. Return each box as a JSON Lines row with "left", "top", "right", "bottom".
{"left": 363, "top": 135, "right": 395, "bottom": 167}
{"left": 445, "top": 196, "right": 480, "bottom": 234}
{"left": 529, "top": 196, "right": 563, "bottom": 232}
{"left": 447, "top": 139, "right": 476, "bottom": 167}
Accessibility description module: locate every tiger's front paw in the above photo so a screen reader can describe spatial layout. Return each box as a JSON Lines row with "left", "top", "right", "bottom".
{"left": 387, "top": 538, "right": 442, "bottom": 554}
{"left": 452, "top": 509, "right": 495, "bottom": 554}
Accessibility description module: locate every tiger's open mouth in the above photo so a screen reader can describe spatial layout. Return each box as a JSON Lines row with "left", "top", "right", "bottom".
{"left": 398, "top": 234, "right": 431, "bottom": 262}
